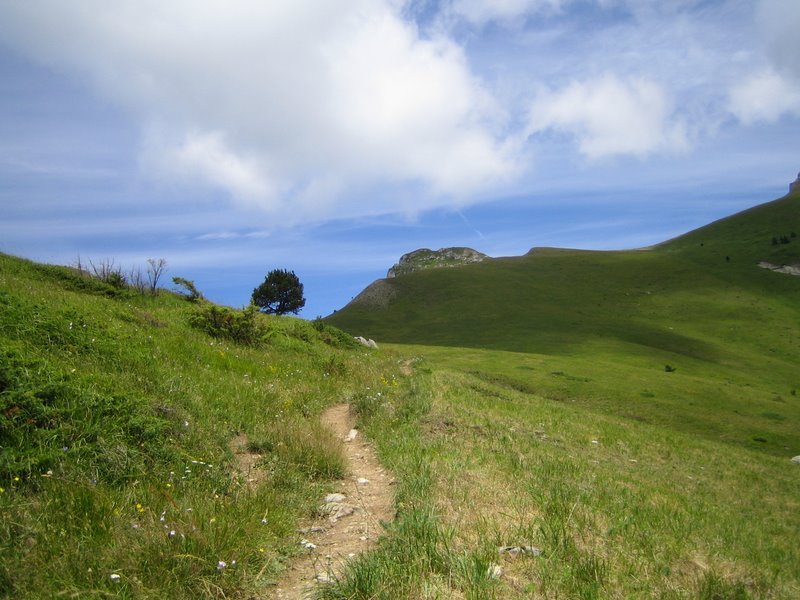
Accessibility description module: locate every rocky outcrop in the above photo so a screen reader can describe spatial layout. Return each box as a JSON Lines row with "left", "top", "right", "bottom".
{"left": 758, "top": 262, "right": 800, "bottom": 277}
{"left": 790, "top": 172, "right": 800, "bottom": 194}
{"left": 387, "top": 247, "right": 488, "bottom": 278}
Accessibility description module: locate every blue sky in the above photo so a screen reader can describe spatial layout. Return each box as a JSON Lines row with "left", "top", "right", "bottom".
{"left": 1, "top": 0, "right": 798, "bottom": 318}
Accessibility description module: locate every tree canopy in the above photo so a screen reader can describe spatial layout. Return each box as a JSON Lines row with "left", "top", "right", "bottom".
{"left": 251, "top": 269, "right": 306, "bottom": 315}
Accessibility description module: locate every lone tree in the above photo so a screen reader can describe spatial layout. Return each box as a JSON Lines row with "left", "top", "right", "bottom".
{"left": 251, "top": 269, "right": 306, "bottom": 315}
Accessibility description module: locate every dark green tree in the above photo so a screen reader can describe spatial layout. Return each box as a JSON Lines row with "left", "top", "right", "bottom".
{"left": 251, "top": 269, "right": 306, "bottom": 315}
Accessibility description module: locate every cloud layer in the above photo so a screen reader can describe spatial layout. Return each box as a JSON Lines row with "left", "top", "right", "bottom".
{"left": 0, "top": 0, "right": 516, "bottom": 222}
{"left": 528, "top": 75, "right": 688, "bottom": 159}
{"left": 1, "top": 0, "right": 799, "bottom": 227}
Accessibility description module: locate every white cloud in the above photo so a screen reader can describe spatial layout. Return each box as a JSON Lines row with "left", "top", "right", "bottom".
{"left": 757, "top": 0, "right": 800, "bottom": 81}
{"left": 527, "top": 75, "right": 689, "bottom": 159}
{"left": 0, "top": 0, "right": 517, "bottom": 222}
{"left": 147, "top": 131, "right": 278, "bottom": 204}
{"left": 726, "top": 1, "right": 800, "bottom": 125}
{"left": 728, "top": 69, "right": 800, "bottom": 125}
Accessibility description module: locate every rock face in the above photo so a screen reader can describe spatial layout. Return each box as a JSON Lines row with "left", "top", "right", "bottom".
{"left": 758, "top": 262, "right": 800, "bottom": 277}
{"left": 387, "top": 247, "right": 488, "bottom": 278}
{"left": 791, "top": 172, "right": 800, "bottom": 194}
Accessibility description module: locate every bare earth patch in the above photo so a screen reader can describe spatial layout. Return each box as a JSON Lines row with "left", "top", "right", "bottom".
{"left": 273, "top": 404, "right": 395, "bottom": 599}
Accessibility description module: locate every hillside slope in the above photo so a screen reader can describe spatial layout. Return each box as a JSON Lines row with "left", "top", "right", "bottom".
{"left": 327, "top": 191, "right": 800, "bottom": 359}
{"left": 319, "top": 192, "right": 800, "bottom": 597}
{"left": 0, "top": 253, "right": 402, "bottom": 598}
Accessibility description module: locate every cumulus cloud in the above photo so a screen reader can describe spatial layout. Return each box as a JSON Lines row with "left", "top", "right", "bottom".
{"left": 0, "top": 0, "right": 517, "bottom": 222}
{"left": 527, "top": 75, "right": 689, "bottom": 159}
{"left": 728, "top": 69, "right": 800, "bottom": 125}
{"left": 757, "top": 0, "right": 800, "bottom": 81}
{"left": 725, "top": 0, "right": 800, "bottom": 126}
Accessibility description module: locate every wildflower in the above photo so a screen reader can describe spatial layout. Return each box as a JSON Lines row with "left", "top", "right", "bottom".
{"left": 13, "top": 476, "right": 19, "bottom": 482}
{"left": 166, "top": 483, "right": 172, "bottom": 488}
{"left": 216, "top": 560, "right": 227, "bottom": 572}
{"left": 109, "top": 573, "right": 121, "bottom": 582}
{"left": 136, "top": 503, "right": 145, "bottom": 513}
{"left": 168, "top": 530, "right": 177, "bottom": 538}
{"left": 261, "top": 518, "right": 268, "bottom": 524}
{"left": 0, "top": 487, "right": 4, "bottom": 494}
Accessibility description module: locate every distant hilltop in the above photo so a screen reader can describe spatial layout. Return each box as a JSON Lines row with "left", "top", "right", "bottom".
{"left": 387, "top": 247, "right": 489, "bottom": 278}
{"left": 791, "top": 172, "right": 800, "bottom": 193}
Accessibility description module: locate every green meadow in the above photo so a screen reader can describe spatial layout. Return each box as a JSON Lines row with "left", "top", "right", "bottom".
{"left": 1, "top": 190, "right": 799, "bottom": 598}
{"left": 0, "top": 253, "right": 404, "bottom": 598}
{"left": 322, "top": 191, "right": 800, "bottom": 598}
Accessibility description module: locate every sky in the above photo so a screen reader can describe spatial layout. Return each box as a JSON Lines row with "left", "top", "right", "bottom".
{"left": 0, "top": 0, "right": 798, "bottom": 318}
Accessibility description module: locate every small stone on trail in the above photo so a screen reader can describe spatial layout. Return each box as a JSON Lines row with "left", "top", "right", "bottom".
{"left": 345, "top": 429, "right": 358, "bottom": 442}
{"left": 357, "top": 477, "right": 370, "bottom": 485}
{"left": 325, "top": 493, "right": 347, "bottom": 503}
{"left": 321, "top": 502, "right": 357, "bottom": 523}
{"left": 792, "top": 456, "right": 800, "bottom": 465}
{"left": 298, "top": 526, "right": 326, "bottom": 534}
{"left": 300, "top": 539, "right": 317, "bottom": 550}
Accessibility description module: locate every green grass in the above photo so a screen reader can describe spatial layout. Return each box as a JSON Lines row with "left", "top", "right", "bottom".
{"left": 318, "top": 191, "right": 800, "bottom": 597}
{"left": 320, "top": 350, "right": 799, "bottom": 598}
{"left": 326, "top": 193, "right": 800, "bottom": 359}
{"left": 3, "top": 190, "right": 800, "bottom": 598}
{"left": 0, "top": 252, "right": 403, "bottom": 599}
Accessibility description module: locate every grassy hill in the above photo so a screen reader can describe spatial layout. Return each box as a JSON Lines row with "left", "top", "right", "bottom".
{"left": 2, "top": 190, "right": 799, "bottom": 599}
{"left": 327, "top": 192, "right": 800, "bottom": 355}
{"left": 0, "top": 253, "right": 405, "bottom": 598}
{"left": 316, "top": 191, "right": 800, "bottom": 597}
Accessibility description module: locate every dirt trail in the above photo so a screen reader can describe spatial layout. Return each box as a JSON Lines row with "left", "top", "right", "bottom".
{"left": 273, "top": 404, "right": 395, "bottom": 599}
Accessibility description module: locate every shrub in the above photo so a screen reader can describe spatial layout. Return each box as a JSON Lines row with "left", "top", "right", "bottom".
{"left": 172, "top": 276, "right": 203, "bottom": 302}
{"left": 312, "top": 318, "right": 359, "bottom": 349}
{"left": 188, "top": 304, "right": 265, "bottom": 346}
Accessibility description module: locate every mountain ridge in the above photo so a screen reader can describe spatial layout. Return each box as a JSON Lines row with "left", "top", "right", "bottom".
{"left": 325, "top": 189, "right": 800, "bottom": 358}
